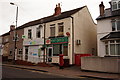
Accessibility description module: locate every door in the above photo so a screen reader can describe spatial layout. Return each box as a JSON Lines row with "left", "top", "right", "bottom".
{"left": 47, "top": 47, "right": 53, "bottom": 62}
{"left": 25, "top": 46, "right": 28, "bottom": 61}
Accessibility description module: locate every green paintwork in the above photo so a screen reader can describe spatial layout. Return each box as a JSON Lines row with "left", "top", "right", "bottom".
{"left": 51, "top": 37, "right": 68, "bottom": 43}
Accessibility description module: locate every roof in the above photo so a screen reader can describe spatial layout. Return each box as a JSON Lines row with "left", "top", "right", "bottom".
{"left": 96, "top": 8, "right": 120, "bottom": 20}
{"left": 1, "top": 32, "right": 10, "bottom": 36}
{"left": 100, "top": 31, "right": 120, "bottom": 40}
{"left": 17, "top": 6, "right": 86, "bottom": 30}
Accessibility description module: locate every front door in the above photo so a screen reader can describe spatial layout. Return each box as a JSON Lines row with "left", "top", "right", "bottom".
{"left": 25, "top": 46, "right": 28, "bottom": 61}
{"left": 47, "top": 47, "right": 53, "bottom": 62}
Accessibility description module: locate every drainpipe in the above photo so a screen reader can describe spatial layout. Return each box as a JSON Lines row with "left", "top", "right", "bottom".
{"left": 43, "top": 23, "right": 46, "bottom": 63}
{"left": 70, "top": 16, "right": 74, "bottom": 64}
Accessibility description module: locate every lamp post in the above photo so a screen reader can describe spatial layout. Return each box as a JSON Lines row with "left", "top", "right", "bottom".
{"left": 10, "top": 2, "right": 18, "bottom": 64}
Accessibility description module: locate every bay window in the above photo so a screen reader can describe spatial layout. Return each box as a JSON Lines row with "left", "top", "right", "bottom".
{"left": 105, "top": 40, "right": 120, "bottom": 56}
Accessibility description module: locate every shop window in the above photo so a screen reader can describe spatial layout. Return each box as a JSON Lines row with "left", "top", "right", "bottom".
{"left": 105, "top": 40, "right": 120, "bottom": 56}
{"left": 63, "top": 45, "right": 68, "bottom": 56}
{"left": 53, "top": 45, "right": 60, "bottom": 56}
{"left": 28, "top": 29, "right": 32, "bottom": 39}
{"left": 36, "top": 25, "right": 42, "bottom": 38}
{"left": 58, "top": 22, "right": 64, "bottom": 36}
{"left": 111, "top": 19, "right": 120, "bottom": 31}
{"left": 50, "top": 24, "right": 55, "bottom": 37}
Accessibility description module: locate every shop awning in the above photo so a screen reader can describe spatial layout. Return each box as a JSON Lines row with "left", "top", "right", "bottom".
{"left": 100, "top": 31, "right": 120, "bottom": 40}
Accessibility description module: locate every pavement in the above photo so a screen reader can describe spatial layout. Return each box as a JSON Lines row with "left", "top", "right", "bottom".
{"left": 2, "top": 63, "right": 120, "bottom": 80}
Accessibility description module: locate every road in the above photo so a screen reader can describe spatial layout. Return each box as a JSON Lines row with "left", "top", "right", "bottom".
{"left": 2, "top": 66, "right": 112, "bottom": 80}
{"left": 2, "top": 66, "right": 68, "bottom": 78}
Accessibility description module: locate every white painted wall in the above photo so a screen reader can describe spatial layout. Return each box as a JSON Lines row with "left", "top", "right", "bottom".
{"left": 28, "top": 46, "right": 43, "bottom": 63}
{"left": 45, "top": 6, "right": 97, "bottom": 64}
{"left": 24, "top": 24, "right": 44, "bottom": 40}
{"left": 23, "top": 24, "right": 44, "bottom": 63}
{"left": 97, "top": 19, "right": 112, "bottom": 57}
{"left": 45, "top": 18, "right": 73, "bottom": 64}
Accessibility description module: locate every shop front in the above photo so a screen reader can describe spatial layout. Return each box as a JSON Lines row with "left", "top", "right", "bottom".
{"left": 46, "top": 37, "right": 69, "bottom": 64}
{"left": 23, "top": 39, "right": 44, "bottom": 63}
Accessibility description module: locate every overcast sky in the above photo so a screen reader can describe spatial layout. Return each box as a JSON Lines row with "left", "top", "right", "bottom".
{"left": 0, "top": 0, "right": 110, "bottom": 35}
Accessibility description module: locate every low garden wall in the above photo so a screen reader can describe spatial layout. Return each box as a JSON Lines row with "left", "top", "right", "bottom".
{"left": 81, "top": 56, "right": 120, "bottom": 73}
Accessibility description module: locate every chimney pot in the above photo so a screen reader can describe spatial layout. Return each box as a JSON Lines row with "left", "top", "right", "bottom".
{"left": 10, "top": 25, "right": 15, "bottom": 31}
{"left": 99, "top": 1, "right": 105, "bottom": 16}
{"left": 54, "top": 3, "right": 61, "bottom": 16}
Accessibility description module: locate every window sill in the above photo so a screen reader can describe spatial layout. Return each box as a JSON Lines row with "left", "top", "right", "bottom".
{"left": 57, "top": 35, "right": 65, "bottom": 37}
{"left": 111, "top": 30, "right": 120, "bottom": 32}
{"left": 112, "top": 8, "right": 120, "bottom": 11}
{"left": 49, "top": 36, "right": 56, "bottom": 38}
{"left": 105, "top": 55, "right": 120, "bottom": 57}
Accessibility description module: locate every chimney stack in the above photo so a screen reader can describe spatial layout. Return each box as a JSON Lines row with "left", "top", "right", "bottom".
{"left": 99, "top": 1, "right": 105, "bottom": 16}
{"left": 10, "top": 25, "right": 15, "bottom": 31}
{"left": 54, "top": 3, "right": 61, "bottom": 16}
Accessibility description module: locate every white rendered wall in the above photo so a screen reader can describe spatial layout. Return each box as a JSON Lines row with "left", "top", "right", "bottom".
{"left": 97, "top": 19, "right": 112, "bottom": 57}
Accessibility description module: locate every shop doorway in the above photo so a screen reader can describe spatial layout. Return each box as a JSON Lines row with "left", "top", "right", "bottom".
{"left": 25, "top": 46, "right": 28, "bottom": 61}
{"left": 47, "top": 47, "right": 53, "bottom": 62}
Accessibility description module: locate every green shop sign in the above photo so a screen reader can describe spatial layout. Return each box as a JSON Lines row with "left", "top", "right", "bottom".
{"left": 51, "top": 37, "right": 68, "bottom": 44}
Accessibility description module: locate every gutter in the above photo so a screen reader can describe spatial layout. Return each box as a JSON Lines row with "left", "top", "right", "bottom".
{"left": 70, "top": 16, "right": 74, "bottom": 64}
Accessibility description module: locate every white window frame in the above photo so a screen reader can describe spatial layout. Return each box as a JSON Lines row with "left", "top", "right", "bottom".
{"left": 58, "top": 22, "right": 64, "bottom": 36}
{"left": 28, "top": 29, "right": 32, "bottom": 39}
{"left": 105, "top": 40, "right": 120, "bottom": 56}
{"left": 13, "top": 34, "right": 19, "bottom": 41}
{"left": 111, "top": 19, "right": 120, "bottom": 31}
{"left": 112, "top": 1, "right": 120, "bottom": 11}
{"left": 50, "top": 24, "right": 55, "bottom": 37}
{"left": 36, "top": 25, "right": 42, "bottom": 38}
{"left": 47, "top": 47, "right": 53, "bottom": 57}
{"left": 118, "top": 1, "right": 120, "bottom": 8}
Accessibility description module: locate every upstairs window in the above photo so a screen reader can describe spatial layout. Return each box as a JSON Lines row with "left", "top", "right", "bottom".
{"left": 50, "top": 24, "right": 55, "bottom": 37}
{"left": 36, "top": 25, "right": 42, "bottom": 38}
{"left": 13, "top": 34, "right": 19, "bottom": 41}
{"left": 58, "top": 22, "right": 64, "bottom": 36}
{"left": 111, "top": 19, "right": 120, "bottom": 31}
{"left": 112, "top": 1, "right": 120, "bottom": 10}
{"left": 119, "top": 1, "right": 120, "bottom": 8}
{"left": 28, "top": 29, "right": 32, "bottom": 39}
{"left": 112, "top": 2, "right": 117, "bottom": 10}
